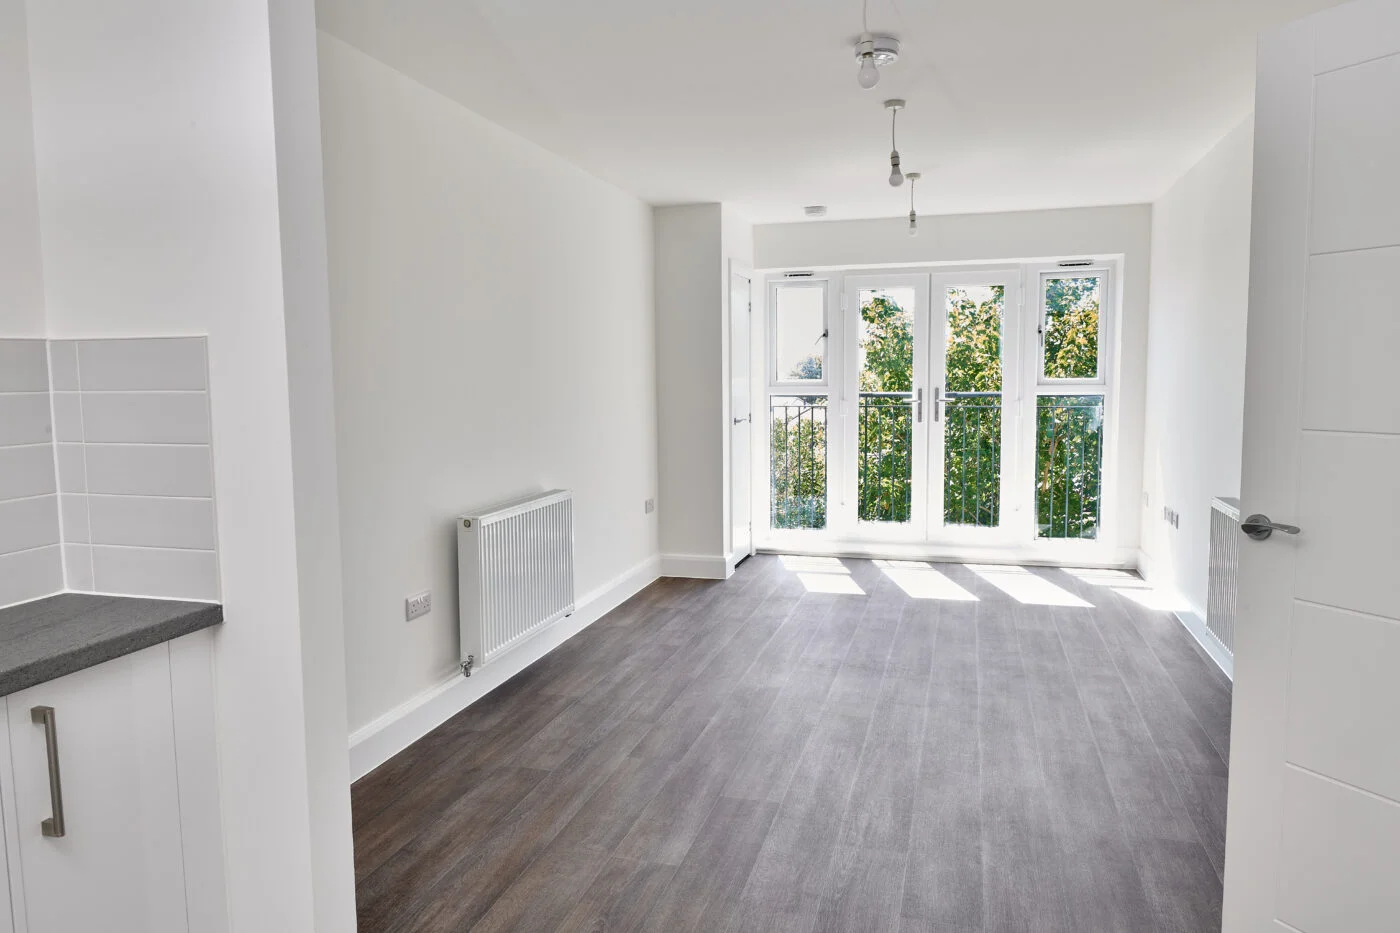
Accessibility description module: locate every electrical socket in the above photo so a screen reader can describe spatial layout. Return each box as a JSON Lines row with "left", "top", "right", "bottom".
{"left": 644, "top": 498, "right": 656, "bottom": 514}
{"left": 406, "top": 591, "right": 432, "bottom": 621}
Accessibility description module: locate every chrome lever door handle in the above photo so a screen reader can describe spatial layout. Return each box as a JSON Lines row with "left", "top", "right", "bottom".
{"left": 30, "top": 706, "right": 66, "bottom": 838}
{"left": 932, "top": 386, "right": 943, "bottom": 423}
{"left": 1241, "top": 513, "right": 1301, "bottom": 541}
{"left": 915, "top": 388, "right": 923, "bottom": 423}
{"left": 732, "top": 416, "right": 749, "bottom": 425}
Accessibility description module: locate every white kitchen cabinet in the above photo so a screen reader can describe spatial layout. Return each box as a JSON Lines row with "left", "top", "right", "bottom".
{"left": 0, "top": 630, "right": 226, "bottom": 933}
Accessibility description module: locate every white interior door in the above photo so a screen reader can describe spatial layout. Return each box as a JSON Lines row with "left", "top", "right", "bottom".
{"left": 1225, "top": 3, "right": 1400, "bottom": 931}
{"left": 730, "top": 268, "right": 754, "bottom": 561}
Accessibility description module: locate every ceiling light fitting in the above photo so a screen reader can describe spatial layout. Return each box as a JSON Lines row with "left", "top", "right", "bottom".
{"left": 854, "top": 33, "right": 900, "bottom": 89}
{"left": 885, "top": 99, "right": 905, "bottom": 187}
{"left": 906, "top": 172, "right": 920, "bottom": 237}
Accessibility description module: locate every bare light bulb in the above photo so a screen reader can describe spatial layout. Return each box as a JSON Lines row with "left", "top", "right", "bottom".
{"left": 908, "top": 211, "right": 918, "bottom": 237}
{"left": 888, "top": 150, "right": 904, "bottom": 187}
{"left": 857, "top": 53, "right": 880, "bottom": 89}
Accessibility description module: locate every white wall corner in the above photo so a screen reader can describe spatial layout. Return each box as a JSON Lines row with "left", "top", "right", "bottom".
{"left": 348, "top": 554, "right": 661, "bottom": 781}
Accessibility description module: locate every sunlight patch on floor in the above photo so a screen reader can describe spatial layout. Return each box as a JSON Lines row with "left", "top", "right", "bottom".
{"left": 780, "top": 554, "right": 867, "bottom": 595}
{"left": 1113, "top": 585, "right": 1190, "bottom": 612}
{"left": 965, "top": 564, "right": 1093, "bottom": 608}
{"left": 874, "top": 560, "right": 978, "bottom": 601}
{"left": 1063, "top": 567, "right": 1152, "bottom": 590}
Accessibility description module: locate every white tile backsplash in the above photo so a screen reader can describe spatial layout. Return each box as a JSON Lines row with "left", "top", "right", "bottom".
{"left": 60, "top": 494, "right": 90, "bottom": 543}
{"left": 0, "top": 495, "right": 61, "bottom": 556}
{"left": 62, "top": 543, "right": 94, "bottom": 590}
{"left": 47, "top": 341, "right": 79, "bottom": 391}
{"left": 84, "top": 444, "right": 214, "bottom": 498}
{"left": 51, "top": 392, "right": 83, "bottom": 442}
{"left": 91, "top": 546, "right": 219, "bottom": 602}
{"left": 0, "top": 340, "right": 50, "bottom": 393}
{"left": 0, "top": 393, "right": 53, "bottom": 446}
{"left": 0, "top": 444, "right": 59, "bottom": 499}
{"left": 80, "top": 392, "right": 212, "bottom": 445}
{"left": 76, "top": 338, "right": 208, "bottom": 391}
{"left": 56, "top": 443, "right": 86, "bottom": 492}
{"left": 0, "top": 545, "right": 64, "bottom": 608}
{"left": 1, "top": 336, "right": 218, "bottom": 602}
{"left": 88, "top": 495, "right": 217, "bottom": 550}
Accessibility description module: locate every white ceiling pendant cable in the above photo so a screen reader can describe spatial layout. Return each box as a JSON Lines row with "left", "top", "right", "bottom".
{"left": 886, "top": 98, "right": 905, "bottom": 187}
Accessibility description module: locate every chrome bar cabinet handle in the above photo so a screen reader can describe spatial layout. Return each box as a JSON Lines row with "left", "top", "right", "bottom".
{"left": 30, "top": 706, "right": 66, "bottom": 838}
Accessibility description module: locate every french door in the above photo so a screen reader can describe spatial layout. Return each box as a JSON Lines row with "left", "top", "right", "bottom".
{"left": 766, "top": 264, "right": 1108, "bottom": 550}
{"left": 834, "top": 272, "right": 1021, "bottom": 542}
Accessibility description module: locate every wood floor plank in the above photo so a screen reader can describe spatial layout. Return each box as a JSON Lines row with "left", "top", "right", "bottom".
{"left": 352, "top": 558, "right": 1234, "bottom": 933}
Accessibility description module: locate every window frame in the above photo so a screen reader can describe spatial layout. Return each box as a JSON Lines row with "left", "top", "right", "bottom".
{"left": 1035, "top": 267, "right": 1111, "bottom": 388}
{"left": 768, "top": 279, "right": 831, "bottom": 388}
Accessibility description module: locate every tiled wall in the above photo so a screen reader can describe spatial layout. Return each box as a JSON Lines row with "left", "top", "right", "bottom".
{"left": 50, "top": 337, "right": 220, "bottom": 601}
{"left": 0, "top": 339, "right": 63, "bottom": 607}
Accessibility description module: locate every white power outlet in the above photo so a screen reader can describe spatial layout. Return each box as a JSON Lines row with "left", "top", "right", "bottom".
{"left": 644, "top": 498, "right": 656, "bottom": 514}
{"left": 405, "top": 591, "right": 432, "bottom": 621}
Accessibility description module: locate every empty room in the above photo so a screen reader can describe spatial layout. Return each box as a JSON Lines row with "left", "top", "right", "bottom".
{"left": 0, "top": 0, "right": 1397, "bottom": 931}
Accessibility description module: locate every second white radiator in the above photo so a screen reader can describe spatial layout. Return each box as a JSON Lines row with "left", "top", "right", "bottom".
{"left": 457, "top": 490, "right": 575, "bottom": 676}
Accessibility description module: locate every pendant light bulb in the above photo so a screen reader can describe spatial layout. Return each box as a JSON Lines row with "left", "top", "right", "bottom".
{"left": 889, "top": 151, "right": 904, "bottom": 187}
{"left": 858, "top": 52, "right": 880, "bottom": 89}
{"left": 909, "top": 210, "right": 918, "bottom": 237}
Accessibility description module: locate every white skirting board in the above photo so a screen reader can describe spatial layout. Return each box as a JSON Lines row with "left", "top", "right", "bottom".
{"left": 1174, "top": 607, "right": 1234, "bottom": 681}
{"left": 348, "top": 554, "right": 661, "bottom": 781}
{"left": 1136, "top": 550, "right": 1233, "bottom": 681}
{"left": 658, "top": 553, "right": 731, "bottom": 580}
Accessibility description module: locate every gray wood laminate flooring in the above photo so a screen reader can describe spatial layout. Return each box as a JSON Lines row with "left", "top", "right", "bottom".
{"left": 353, "top": 555, "right": 1231, "bottom": 932}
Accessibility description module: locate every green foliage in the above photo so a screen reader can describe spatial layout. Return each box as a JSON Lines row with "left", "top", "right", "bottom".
{"left": 770, "top": 399, "right": 827, "bottom": 529}
{"left": 788, "top": 355, "right": 823, "bottom": 381}
{"left": 1035, "top": 395, "right": 1103, "bottom": 539}
{"left": 943, "top": 288, "right": 1004, "bottom": 528}
{"left": 1043, "top": 278, "right": 1100, "bottom": 380}
{"left": 858, "top": 295, "right": 914, "bottom": 522}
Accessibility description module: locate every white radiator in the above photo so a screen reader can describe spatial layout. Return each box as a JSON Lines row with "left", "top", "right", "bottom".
{"left": 457, "top": 490, "right": 575, "bottom": 676}
{"left": 1206, "top": 496, "right": 1241, "bottom": 656}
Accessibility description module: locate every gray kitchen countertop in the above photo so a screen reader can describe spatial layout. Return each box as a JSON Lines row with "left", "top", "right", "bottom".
{"left": 0, "top": 593, "right": 223, "bottom": 697}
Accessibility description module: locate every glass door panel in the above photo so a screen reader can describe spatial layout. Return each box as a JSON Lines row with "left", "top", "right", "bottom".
{"left": 942, "top": 285, "right": 1005, "bottom": 528}
{"left": 929, "top": 274, "right": 1018, "bottom": 540}
{"left": 842, "top": 276, "right": 929, "bottom": 537}
{"left": 857, "top": 286, "right": 916, "bottom": 524}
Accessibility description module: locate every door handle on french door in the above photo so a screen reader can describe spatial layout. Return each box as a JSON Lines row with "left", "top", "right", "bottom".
{"left": 1241, "top": 514, "right": 1301, "bottom": 541}
{"left": 31, "top": 706, "right": 66, "bottom": 838}
{"left": 732, "top": 416, "right": 750, "bottom": 425}
{"left": 915, "top": 388, "right": 923, "bottom": 423}
{"left": 932, "top": 386, "right": 943, "bottom": 422}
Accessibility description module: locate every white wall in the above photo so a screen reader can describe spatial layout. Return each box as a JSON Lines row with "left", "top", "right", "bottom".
{"left": 1140, "top": 118, "right": 1255, "bottom": 617}
{"left": 317, "top": 35, "right": 660, "bottom": 736}
{"left": 754, "top": 204, "right": 1153, "bottom": 558}
{"left": 654, "top": 204, "right": 753, "bottom": 577}
{"left": 22, "top": 1, "right": 354, "bottom": 928}
{"left": 0, "top": 0, "right": 44, "bottom": 337}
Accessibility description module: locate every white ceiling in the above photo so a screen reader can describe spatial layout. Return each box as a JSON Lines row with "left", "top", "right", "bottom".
{"left": 316, "top": 0, "right": 1344, "bottom": 224}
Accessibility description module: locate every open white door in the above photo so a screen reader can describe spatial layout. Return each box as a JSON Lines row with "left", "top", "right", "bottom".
{"left": 730, "top": 267, "right": 754, "bottom": 562}
{"left": 1225, "top": 2, "right": 1400, "bottom": 930}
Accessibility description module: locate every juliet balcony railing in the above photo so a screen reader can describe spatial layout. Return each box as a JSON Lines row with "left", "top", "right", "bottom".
{"left": 857, "top": 393, "right": 914, "bottom": 523}
{"left": 771, "top": 392, "right": 1104, "bottom": 538}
